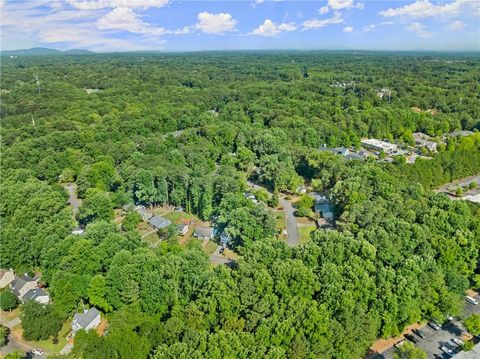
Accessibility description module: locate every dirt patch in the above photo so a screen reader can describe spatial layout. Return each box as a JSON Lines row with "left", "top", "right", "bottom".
{"left": 369, "top": 322, "right": 423, "bottom": 354}
{"left": 96, "top": 318, "right": 108, "bottom": 336}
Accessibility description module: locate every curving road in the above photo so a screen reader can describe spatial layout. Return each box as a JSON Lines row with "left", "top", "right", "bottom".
{"left": 279, "top": 197, "right": 299, "bottom": 247}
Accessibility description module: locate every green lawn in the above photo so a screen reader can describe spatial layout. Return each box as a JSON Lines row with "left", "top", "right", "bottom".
{"left": 274, "top": 210, "right": 286, "bottom": 233}
{"left": 203, "top": 241, "right": 218, "bottom": 255}
{"left": 27, "top": 321, "right": 71, "bottom": 353}
{"left": 143, "top": 232, "right": 160, "bottom": 246}
{"left": 164, "top": 211, "right": 199, "bottom": 224}
{"left": 298, "top": 225, "right": 316, "bottom": 245}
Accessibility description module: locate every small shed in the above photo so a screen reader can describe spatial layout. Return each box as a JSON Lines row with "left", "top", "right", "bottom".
{"left": 177, "top": 224, "right": 189, "bottom": 236}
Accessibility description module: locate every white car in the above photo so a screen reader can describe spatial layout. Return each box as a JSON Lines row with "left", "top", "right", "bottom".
{"left": 32, "top": 348, "right": 45, "bottom": 356}
{"left": 441, "top": 346, "right": 454, "bottom": 356}
{"left": 452, "top": 337, "right": 464, "bottom": 346}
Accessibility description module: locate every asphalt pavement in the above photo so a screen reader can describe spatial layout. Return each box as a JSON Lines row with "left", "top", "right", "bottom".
{"left": 279, "top": 197, "right": 300, "bottom": 246}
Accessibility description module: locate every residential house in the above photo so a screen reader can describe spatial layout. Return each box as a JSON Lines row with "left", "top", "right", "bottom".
{"left": 21, "top": 288, "right": 49, "bottom": 304}
{"left": 72, "top": 307, "right": 101, "bottom": 335}
{"left": 0, "top": 269, "right": 15, "bottom": 289}
{"left": 220, "top": 231, "right": 231, "bottom": 247}
{"left": 319, "top": 146, "right": 367, "bottom": 161}
{"left": 148, "top": 216, "right": 172, "bottom": 230}
{"left": 413, "top": 133, "right": 437, "bottom": 152}
{"left": 135, "top": 205, "right": 153, "bottom": 222}
{"left": 193, "top": 226, "right": 214, "bottom": 240}
{"left": 10, "top": 274, "right": 38, "bottom": 299}
{"left": 177, "top": 224, "right": 189, "bottom": 236}
{"left": 314, "top": 203, "right": 334, "bottom": 221}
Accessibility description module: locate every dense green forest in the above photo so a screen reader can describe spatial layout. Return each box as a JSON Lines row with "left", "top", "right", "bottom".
{"left": 1, "top": 52, "right": 480, "bottom": 358}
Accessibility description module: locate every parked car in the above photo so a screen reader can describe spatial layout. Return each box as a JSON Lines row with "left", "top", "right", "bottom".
{"left": 452, "top": 337, "right": 464, "bottom": 346}
{"left": 433, "top": 354, "right": 442, "bottom": 359}
{"left": 32, "top": 348, "right": 45, "bottom": 356}
{"left": 405, "top": 334, "right": 418, "bottom": 343}
{"left": 441, "top": 345, "right": 454, "bottom": 356}
{"left": 466, "top": 295, "right": 479, "bottom": 305}
{"left": 394, "top": 340, "right": 405, "bottom": 348}
{"left": 413, "top": 328, "right": 426, "bottom": 339}
{"left": 428, "top": 321, "right": 441, "bottom": 330}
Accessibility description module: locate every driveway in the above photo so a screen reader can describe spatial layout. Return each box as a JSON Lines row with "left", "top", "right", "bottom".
{"left": 279, "top": 197, "right": 299, "bottom": 247}
{"left": 64, "top": 183, "right": 81, "bottom": 212}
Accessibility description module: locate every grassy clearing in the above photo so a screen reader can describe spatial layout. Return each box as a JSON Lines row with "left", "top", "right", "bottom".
{"left": 143, "top": 232, "right": 159, "bottom": 246}
{"left": 0, "top": 308, "right": 20, "bottom": 322}
{"left": 28, "top": 321, "right": 71, "bottom": 353}
{"left": 163, "top": 211, "right": 199, "bottom": 224}
{"left": 298, "top": 225, "right": 316, "bottom": 245}
{"left": 203, "top": 241, "right": 218, "bottom": 255}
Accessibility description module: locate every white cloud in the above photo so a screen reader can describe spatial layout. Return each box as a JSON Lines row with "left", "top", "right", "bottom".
{"left": 328, "top": 0, "right": 352, "bottom": 10}
{"left": 355, "top": 2, "right": 365, "bottom": 10}
{"left": 447, "top": 20, "right": 466, "bottom": 30}
{"left": 319, "top": 6, "right": 329, "bottom": 15}
{"left": 362, "top": 24, "right": 375, "bottom": 32}
{"left": 327, "top": 0, "right": 364, "bottom": 11}
{"left": 406, "top": 22, "right": 431, "bottom": 38}
{"left": 195, "top": 12, "right": 237, "bottom": 34}
{"left": 343, "top": 26, "right": 353, "bottom": 32}
{"left": 251, "top": 19, "right": 296, "bottom": 36}
{"left": 302, "top": 11, "right": 344, "bottom": 29}
{"left": 379, "top": 0, "right": 476, "bottom": 18}
{"left": 66, "top": 0, "right": 169, "bottom": 10}
{"left": 97, "top": 7, "right": 165, "bottom": 35}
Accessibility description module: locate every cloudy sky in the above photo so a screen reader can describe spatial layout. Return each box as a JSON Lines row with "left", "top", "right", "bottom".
{"left": 1, "top": 0, "right": 479, "bottom": 52}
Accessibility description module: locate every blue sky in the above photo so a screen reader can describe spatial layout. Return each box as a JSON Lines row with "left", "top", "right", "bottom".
{"left": 1, "top": 0, "right": 479, "bottom": 52}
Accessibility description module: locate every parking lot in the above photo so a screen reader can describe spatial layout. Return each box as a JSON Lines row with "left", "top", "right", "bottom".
{"left": 370, "top": 295, "right": 480, "bottom": 359}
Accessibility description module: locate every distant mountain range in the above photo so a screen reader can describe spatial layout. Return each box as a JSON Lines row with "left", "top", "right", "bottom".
{"left": 1, "top": 47, "right": 94, "bottom": 56}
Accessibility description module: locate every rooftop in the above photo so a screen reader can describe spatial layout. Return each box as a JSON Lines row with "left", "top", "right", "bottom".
{"left": 73, "top": 307, "right": 101, "bottom": 330}
{"left": 22, "top": 288, "right": 48, "bottom": 302}
{"left": 148, "top": 216, "right": 172, "bottom": 229}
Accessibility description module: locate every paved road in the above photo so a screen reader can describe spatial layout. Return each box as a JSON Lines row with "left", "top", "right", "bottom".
{"left": 279, "top": 197, "right": 299, "bottom": 247}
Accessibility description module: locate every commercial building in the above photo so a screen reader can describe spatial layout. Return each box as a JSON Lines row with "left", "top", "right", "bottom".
{"left": 361, "top": 139, "right": 398, "bottom": 154}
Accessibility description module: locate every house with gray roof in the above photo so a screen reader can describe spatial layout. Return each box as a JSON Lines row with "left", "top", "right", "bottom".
{"left": 72, "top": 307, "right": 101, "bottom": 335}
{"left": 10, "top": 274, "right": 38, "bottom": 299}
{"left": 21, "top": 288, "right": 50, "bottom": 304}
{"left": 148, "top": 216, "right": 172, "bottom": 229}
{"left": 193, "top": 226, "right": 213, "bottom": 240}
{"left": 0, "top": 269, "right": 15, "bottom": 289}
